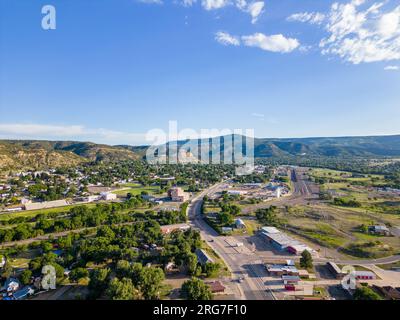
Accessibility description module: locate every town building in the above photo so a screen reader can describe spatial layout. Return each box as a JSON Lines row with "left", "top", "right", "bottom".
{"left": 261, "top": 226, "right": 316, "bottom": 255}
{"left": 2, "top": 278, "right": 20, "bottom": 293}
{"left": 13, "top": 286, "right": 35, "bottom": 300}
{"left": 85, "top": 195, "right": 101, "bottom": 203}
{"left": 327, "top": 262, "right": 346, "bottom": 279}
{"left": 195, "top": 249, "right": 214, "bottom": 266}
{"left": 24, "top": 199, "right": 68, "bottom": 211}
{"left": 168, "top": 187, "right": 189, "bottom": 202}
{"left": 207, "top": 281, "right": 226, "bottom": 294}
{"left": 354, "top": 271, "right": 376, "bottom": 280}
{"left": 266, "top": 264, "right": 299, "bottom": 276}
{"left": 101, "top": 192, "right": 117, "bottom": 201}
{"left": 160, "top": 224, "right": 191, "bottom": 235}
{"left": 235, "top": 219, "right": 246, "bottom": 229}
{"left": 20, "top": 198, "right": 32, "bottom": 205}
{"left": 282, "top": 275, "right": 301, "bottom": 285}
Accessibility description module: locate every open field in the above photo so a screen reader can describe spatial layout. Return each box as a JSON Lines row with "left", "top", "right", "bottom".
{"left": 0, "top": 203, "right": 99, "bottom": 221}
{"left": 233, "top": 167, "right": 400, "bottom": 260}
{"left": 113, "top": 184, "right": 162, "bottom": 196}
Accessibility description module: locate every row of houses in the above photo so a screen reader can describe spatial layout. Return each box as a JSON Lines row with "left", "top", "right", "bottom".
{"left": 261, "top": 227, "right": 317, "bottom": 256}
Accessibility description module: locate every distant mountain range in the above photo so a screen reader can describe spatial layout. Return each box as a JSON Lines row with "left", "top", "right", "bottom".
{"left": 1, "top": 134, "right": 400, "bottom": 170}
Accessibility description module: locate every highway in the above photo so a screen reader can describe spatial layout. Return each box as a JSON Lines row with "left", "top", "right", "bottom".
{"left": 188, "top": 183, "right": 275, "bottom": 300}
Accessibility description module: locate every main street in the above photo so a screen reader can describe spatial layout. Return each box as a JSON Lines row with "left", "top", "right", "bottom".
{"left": 188, "top": 183, "right": 275, "bottom": 300}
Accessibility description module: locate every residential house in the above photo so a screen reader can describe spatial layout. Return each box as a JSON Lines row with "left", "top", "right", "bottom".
{"left": 195, "top": 249, "right": 214, "bottom": 266}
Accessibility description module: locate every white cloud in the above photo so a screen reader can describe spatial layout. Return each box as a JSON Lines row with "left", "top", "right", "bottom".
{"left": 379, "top": 9, "right": 400, "bottom": 37}
{"left": 215, "top": 31, "right": 300, "bottom": 53}
{"left": 201, "top": 0, "right": 230, "bottom": 10}
{"left": 235, "top": 1, "right": 265, "bottom": 24}
{"left": 384, "top": 65, "right": 399, "bottom": 70}
{"left": 247, "top": 2, "right": 265, "bottom": 24}
{"left": 319, "top": 1, "right": 400, "bottom": 64}
{"left": 287, "top": 12, "right": 326, "bottom": 25}
{"left": 241, "top": 33, "right": 300, "bottom": 53}
{"left": 215, "top": 31, "right": 240, "bottom": 46}
{"left": 181, "top": 0, "right": 197, "bottom": 6}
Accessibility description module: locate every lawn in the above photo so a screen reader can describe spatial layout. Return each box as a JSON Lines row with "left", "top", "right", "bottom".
{"left": 113, "top": 185, "right": 161, "bottom": 197}
{"left": 0, "top": 203, "right": 98, "bottom": 221}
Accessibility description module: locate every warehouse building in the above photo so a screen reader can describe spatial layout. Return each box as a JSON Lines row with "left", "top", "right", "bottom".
{"left": 261, "top": 226, "right": 316, "bottom": 255}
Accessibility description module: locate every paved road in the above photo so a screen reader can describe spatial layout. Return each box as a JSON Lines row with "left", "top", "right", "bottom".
{"left": 188, "top": 184, "right": 275, "bottom": 300}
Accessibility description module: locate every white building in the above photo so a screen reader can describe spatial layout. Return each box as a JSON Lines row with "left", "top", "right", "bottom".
{"left": 20, "top": 198, "right": 32, "bottom": 205}
{"left": 86, "top": 195, "right": 101, "bottom": 203}
{"left": 24, "top": 200, "right": 68, "bottom": 211}
{"left": 235, "top": 219, "right": 246, "bottom": 229}
{"left": 101, "top": 192, "right": 117, "bottom": 201}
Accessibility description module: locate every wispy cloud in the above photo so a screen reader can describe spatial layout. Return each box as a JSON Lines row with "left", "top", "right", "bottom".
{"left": 174, "top": 0, "right": 265, "bottom": 23}
{"left": 241, "top": 33, "right": 300, "bottom": 53}
{"left": 384, "top": 65, "right": 399, "bottom": 70}
{"left": 287, "top": 12, "right": 326, "bottom": 25}
{"left": 201, "top": 0, "right": 230, "bottom": 10}
{"left": 236, "top": 1, "right": 265, "bottom": 24}
{"left": 0, "top": 123, "right": 147, "bottom": 145}
{"left": 215, "top": 31, "right": 300, "bottom": 53}
{"left": 215, "top": 31, "right": 240, "bottom": 46}
{"left": 288, "top": 0, "right": 400, "bottom": 64}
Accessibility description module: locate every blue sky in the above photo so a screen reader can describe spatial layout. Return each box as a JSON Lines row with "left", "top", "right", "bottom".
{"left": 0, "top": 0, "right": 399, "bottom": 145}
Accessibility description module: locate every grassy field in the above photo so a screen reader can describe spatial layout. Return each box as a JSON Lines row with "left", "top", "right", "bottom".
{"left": 113, "top": 184, "right": 161, "bottom": 197}
{"left": 0, "top": 203, "right": 99, "bottom": 221}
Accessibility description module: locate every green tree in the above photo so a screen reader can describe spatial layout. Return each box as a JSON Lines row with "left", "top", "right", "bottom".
{"left": 300, "top": 250, "right": 313, "bottom": 270}
{"left": 116, "top": 260, "right": 132, "bottom": 279}
{"left": 204, "top": 263, "right": 221, "bottom": 278}
{"left": 19, "top": 269, "right": 32, "bottom": 285}
{"left": 219, "top": 212, "right": 233, "bottom": 225}
{"left": 255, "top": 206, "right": 279, "bottom": 225}
{"left": 181, "top": 278, "right": 213, "bottom": 300}
{"left": 354, "top": 286, "right": 383, "bottom": 300}
{"left": 69, "top": 268, "right": 89, "bottom": 283}
{"left": 88, "top": 268, "right": 111, "bottom": 299}
{"left": 186, "top": 253, "right": 198, "bottom": 276}
{"left": 106, "top": 278, "right": 139, "bottom": 300}
{"left": 1, "top": 261, "right": 13, "bottom": 280}
{"left": 139, "top": 267, "right": 165, "bottom": 300}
